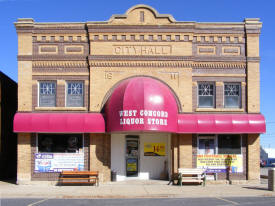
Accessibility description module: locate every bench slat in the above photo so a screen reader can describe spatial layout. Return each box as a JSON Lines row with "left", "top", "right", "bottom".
{"left": 61, "top": 182, "right": 96, "bottom": 184}
{"left": 59, "top": 171, "right": 99, "bottom": 186}
{"left": 60, "top": 177, "right": 97, "bottom": 180}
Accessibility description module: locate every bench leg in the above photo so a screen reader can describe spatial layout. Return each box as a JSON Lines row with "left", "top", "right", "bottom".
{"left": 202, "top": 175, "right": 206, "bottom": 187}
{"left": 178, "top": 173, "right": 182, "bottom": 186}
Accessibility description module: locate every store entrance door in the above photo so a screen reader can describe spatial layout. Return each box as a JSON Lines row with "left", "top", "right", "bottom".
{"left": 125, "top": 135, "right": 139, "bottom": 177}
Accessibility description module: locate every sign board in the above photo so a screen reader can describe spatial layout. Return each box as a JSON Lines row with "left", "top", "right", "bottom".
{"left": 126, "top": 158, "right": 137, "bottom": 172}
{"left": 197, "top": 154, "right": 243, "bottom": 173}
{"left": 144, "top": 143, "right": 165, "bottom": 156}
{"left": 34, "top": 153, "right": 84, "bottom": 173}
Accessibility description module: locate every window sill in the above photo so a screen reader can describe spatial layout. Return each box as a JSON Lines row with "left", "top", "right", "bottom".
{"left": 35, "top": 107, "right": 87, "bottom": 111}
{"left": 196, "top": 108, "right": 244, "bottom": 112}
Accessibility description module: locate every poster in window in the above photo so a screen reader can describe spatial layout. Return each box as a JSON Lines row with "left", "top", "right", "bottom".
{"left": 144, "top": 143, "right": 165, "bottom": 156}
{"left": 196, "top": 154, "right": 243, "bottom": 173}
{"left": 126, "top": 158, "right": 137, "bottom": 172}
{"left": 34, "top": 153, "right": 84, "bottom": 173}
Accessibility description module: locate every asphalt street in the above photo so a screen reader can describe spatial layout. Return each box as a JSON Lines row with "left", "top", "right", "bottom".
{"left": 2, "top": 197, "right": 275, "bottom": 206}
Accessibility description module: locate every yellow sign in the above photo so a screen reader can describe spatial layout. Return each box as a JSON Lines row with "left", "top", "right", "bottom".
{"left": 144, "top": 143, "right": 165, "bottom": 156}
{"left": 197, "top": 154, "right": 243, "bottom": 173}
{"left": 126, "top": 158, "right": 137, "bottom": 172}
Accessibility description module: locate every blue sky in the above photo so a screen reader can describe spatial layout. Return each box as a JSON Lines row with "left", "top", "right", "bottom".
{"left": 0, "top": 0, "right": 274, "bottom": 147}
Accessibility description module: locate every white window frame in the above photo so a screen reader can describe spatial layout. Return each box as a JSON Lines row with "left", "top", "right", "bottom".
{"left": 38, "top": 81, "right": 57, "bottom": 107}
{"left": 223, "top": 82, "right": 241, "bottom": 108}
{"left": 65, "top": 81, "right": 84, "bottom": 107}
{"left": 197, "top": 82, "right": 215, "bottom": 108}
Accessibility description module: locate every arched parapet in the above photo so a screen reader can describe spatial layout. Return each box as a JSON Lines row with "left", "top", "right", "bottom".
{"left": 108, "top": 4, "right": 176, "bottom": 25}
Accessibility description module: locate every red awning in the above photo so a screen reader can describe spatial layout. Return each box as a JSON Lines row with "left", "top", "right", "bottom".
{"left": 13, "top": 113, "right": 105, "bottom": 133}
{"left": 178, "top": 114, "right": 266, "bottom": 134}
{"left": 105, "top": 77, "right": 179, "bottom": 133}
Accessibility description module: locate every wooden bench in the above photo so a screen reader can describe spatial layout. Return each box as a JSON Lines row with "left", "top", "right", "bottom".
{"left": 59, "top": 171, "right": 99, "bottom": 186}
{"left": 178, "top": 168, "right": 206, "bottom": 186}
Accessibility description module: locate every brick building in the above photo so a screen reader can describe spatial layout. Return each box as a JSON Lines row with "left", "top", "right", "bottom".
{"left": 14, "top": 5, "right": 265, "bottom": 184}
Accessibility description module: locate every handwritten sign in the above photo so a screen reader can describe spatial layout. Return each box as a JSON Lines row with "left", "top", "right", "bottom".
{"left": 144, "top": 143, "right": 166, "bottom": 156}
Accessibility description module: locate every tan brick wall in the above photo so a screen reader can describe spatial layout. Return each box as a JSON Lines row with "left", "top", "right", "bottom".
{"left": 17, "top": 133, "right": 31, "bottom": 184}
{"left": 178, "top": 134, "right": 192, "bottom": 168}
{"left": 89, "top": 67, "right": 192, "bottom": 113}
{"left": 247, "top": 134, "right": 260, "bottom": 180}
{"left": 18, "top": 31, "right": 33, "bottom": 111}
{"left": 90, "top": 133, "right": 111, "bottom": 182}
{"left": 171, "top": 134, "right": 178, "bottom": 179}
{"left": 246, "top": 35, "right": 259, "bottom": 57}
{"left": 18, "top": 33, "right": 32, "bottom": 56}
{"left": 247, "top": 62, "right": 260, "bottom": 113}
{"left": 246, "top": 32, "right": 260, "bottom": 113}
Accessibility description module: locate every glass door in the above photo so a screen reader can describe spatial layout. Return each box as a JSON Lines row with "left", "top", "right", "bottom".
{"left": 125, "top": 135, "right": 139, "bottom": 177}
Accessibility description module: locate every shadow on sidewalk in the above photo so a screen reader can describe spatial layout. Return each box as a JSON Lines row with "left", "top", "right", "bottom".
{"left": 242, "top": 186, "right": 268, "bottom": 191}
{"left": 0, "top": 178, "right": 16, "bottom": 185}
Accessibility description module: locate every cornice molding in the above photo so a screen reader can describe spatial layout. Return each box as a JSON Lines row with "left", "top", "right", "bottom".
{"left": 18, "top": 55, "right": 87, "bottom": 61}
{"left": 89, "top": 60, "right": 246, "bottom": 69}
{"left": 33, "top": 61, "right": 88, "bottom": 68}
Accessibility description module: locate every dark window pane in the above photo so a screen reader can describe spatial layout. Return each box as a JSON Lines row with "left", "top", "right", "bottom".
{"left": 38, "top": 134, "right": 83, "bottom": 153}
{"left": 199, "top": 96, "right": 214, "bottom": 107}
{"left": 218, "top": 135, "right": 241, "bottom": 154}
{"left": 225, "top": 96, "right": 240, "bottom": 108}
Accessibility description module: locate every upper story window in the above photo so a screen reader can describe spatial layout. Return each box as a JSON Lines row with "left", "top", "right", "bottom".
{"left": 224, "top": 83, "right": 241, "bottom": 108}
{"left": 198, "top": 83, "right": 215, "bottom": 108}
{"left": 66, "top": 82, "right": 84, "bottom": 107}
{"left": 39, "top": 82, "right": 56, "bottom": 107}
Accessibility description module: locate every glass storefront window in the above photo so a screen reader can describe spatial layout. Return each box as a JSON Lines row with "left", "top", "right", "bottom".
{"left": 38, "top": 134, "right": 83, "bottom": 153}
{"left": 218, "top": 134, "right": 241, "bottom": 154}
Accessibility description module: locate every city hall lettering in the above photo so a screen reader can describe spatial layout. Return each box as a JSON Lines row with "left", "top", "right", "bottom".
{"left": 113, "top": 45, "right": 172, "bottom": 55}
{"left": 119, "top": 110, "right": 168, "bottom": 126}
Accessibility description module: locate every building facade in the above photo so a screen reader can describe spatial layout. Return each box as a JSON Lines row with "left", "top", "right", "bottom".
{"left": 0, "top": 71, "right": 17, "bottom": 180}
{"left": 14, "top": 5, "right": 265, "bottom": 184}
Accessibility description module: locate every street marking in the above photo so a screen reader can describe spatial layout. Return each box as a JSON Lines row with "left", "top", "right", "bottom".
{"left": 215, "top": 197, "right": 239, "bottom": 205}
{"left": 28, "top": 199, "right": 48, "bottom": 206}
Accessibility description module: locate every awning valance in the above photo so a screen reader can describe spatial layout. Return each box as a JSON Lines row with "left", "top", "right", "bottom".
{"left": 178, "top": 114, "right": 266, "bottom": 134}
{"left": 14, "top": 113, "right": 265, "bottom": 134}
{"left": 13, "top": 113, "right": 105, "bottom": 133}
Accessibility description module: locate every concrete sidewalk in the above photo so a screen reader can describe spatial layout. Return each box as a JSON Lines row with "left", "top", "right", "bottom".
{"left": 0, "top": 180, "right": 275, "bottom": 199}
